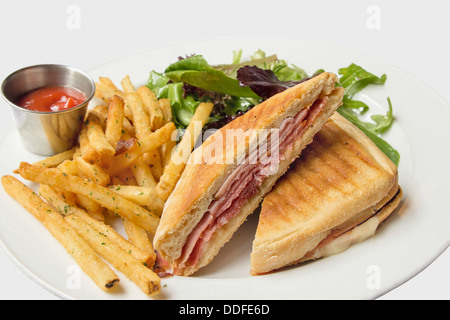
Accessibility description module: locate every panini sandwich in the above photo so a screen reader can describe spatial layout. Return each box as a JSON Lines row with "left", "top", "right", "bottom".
{"left": 251, "top": 112, "right": 402, "bottom": 275}
{"left": 154, "top": 72, "right": 344, "bottom": 276}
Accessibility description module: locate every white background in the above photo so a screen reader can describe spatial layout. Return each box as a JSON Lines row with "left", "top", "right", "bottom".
{"left": 0, "top": 0, "right": 449, "bottom": 300}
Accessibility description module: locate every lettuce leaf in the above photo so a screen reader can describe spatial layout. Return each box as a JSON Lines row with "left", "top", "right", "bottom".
{"left": 337, "top": 64, "right": 399, "bottom": 165}
{"left": 147, "top": 71, "right": 199, "bottom": 127}
{"left": 147, "top": 53, "right": 399, "bottom": 167}
{"left": 338, "top": 63, "right": 387, "bottom": 98}
{"left": 164, "top": 55, "right": 259, "bottom": 98}
{"left": 337, "top": 106, "right": 400, "bottom": 166}
{"left": 213, "top": 49, "right": 278, "bottom": 77}
{"left": 147, "top": 70, "right": 170, "bottom": 99}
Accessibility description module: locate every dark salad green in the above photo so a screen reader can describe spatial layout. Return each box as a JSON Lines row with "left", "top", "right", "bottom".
{"left": 147, "top": 50, "right": 399, "bottom": 166}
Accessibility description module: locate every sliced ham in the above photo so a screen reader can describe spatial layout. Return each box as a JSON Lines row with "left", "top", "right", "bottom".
{"left": 174, "top": 98, "right": 328, "bottom": 273}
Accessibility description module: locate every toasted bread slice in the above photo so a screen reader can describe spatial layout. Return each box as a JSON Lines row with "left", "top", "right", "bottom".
{"left": 251, "top": 113, "right": 401, "bottom": 275}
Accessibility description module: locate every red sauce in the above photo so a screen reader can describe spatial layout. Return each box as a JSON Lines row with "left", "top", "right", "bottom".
{"left": 15, "top": 86, "right": 86, "bottom": 112}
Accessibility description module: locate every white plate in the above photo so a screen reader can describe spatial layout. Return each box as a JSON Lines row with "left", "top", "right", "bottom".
{"left": 1, "top": 37, "right": 449, "bottom": 300}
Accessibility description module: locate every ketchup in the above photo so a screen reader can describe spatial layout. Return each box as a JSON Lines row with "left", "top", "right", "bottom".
{"left": 15, "top": 86, "right": 86, "bottom": 112}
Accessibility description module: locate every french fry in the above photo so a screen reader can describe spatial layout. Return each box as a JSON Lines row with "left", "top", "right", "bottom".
{"left": 110, "top": 176, "right": 124, "bottom": 185}
{"left": 18, "top": 162, "right": 160, "bottom": 235}
{"left": 158, "top": 98, "right": 173, "bottom": 124}
{"left": 57, "top": 159, "right": 80, "bottom": 176}
{"left": 126, "top": 92, "right": 150, "bottom": 142}
{"left": 115, "top": 168, "right": 138, "bottom": 187}
{"left": 122, "top": 117, "right": 135, "bottom": 137}
{"left": 79, "top": 126, "right": 101, "bottom": 164}
{"left": 156, "top": 102, "right": 213, "bottom": 201}
{"left": 73, "top": 150, "right": 110, "bottom": 186}
{"left": 136, "top": 86, "right": 164, "bottom": 130}
{"left": 131, "top": 159, "right": 157, "bottom": 189}
{"left": 121, "top": 75, "right": 135, "bottom": 94}
{"left": 95, "top": 77, "right": 126, "bottom": 102}
{"left": 39, "top": 184, "right": 154, "bottom": 266}
{"left": 24, "top": 148, "right": 76, "bottom": 171}
{"left": 160, "top": 139, "right": 177, "bottom": 169}
{"left": 105, "top": 176, "right": 124, "bottom": 219}
{"left": 55, "top": 187, "right": 78, "bottom": 208}
{"left": 105, "top": 95, "right": 125, "bottom": 150}
{"left": 57, "top": 157, "right": 106, "bottom": 221}
{"left": 95, "top": 78, "right": 131, "bottom": 120}
{"left": 92, "top": 104, "right": 108, "bottom": 130}
{"left": 73, "top": 193, "right": 105, "bottom": 222}
{"left": 86, "top": 113, "right": 116, "bottom": 157}
{"left": 140, "top": 121, "right": 176, "bottom": 153}
{"left": 104, "top": 122, "right": 176, "bottom": 175}
{"left": 108, "top": 185, "right": 164, "bottom": 214}
{"left": 1, "top": 176, "right": 119, "bottom": 291}
{"left": 161, "top": 141, "right": 177, "bottom": 169}
{"left": 49, "top": 181, "right": 79, "bottom": 209}
{"left": 122, "top": 218, "right": 157, "bottom": 267}
{"left": 143, "top": 149, "right": 163, "bottom": 181}
{"left": 64, "top": 214, "right": 160, "bottom": 296}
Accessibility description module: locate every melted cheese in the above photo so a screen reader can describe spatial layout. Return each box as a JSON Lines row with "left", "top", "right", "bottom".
{"left": 313, "top": 216, "right": 380, "bottom": 259}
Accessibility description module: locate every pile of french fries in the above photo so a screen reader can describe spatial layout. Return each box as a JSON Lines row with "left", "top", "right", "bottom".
{"left": 1, "top": 75, "right": 213, "bottom": 297}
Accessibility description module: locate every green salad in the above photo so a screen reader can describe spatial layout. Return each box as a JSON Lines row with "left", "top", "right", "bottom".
{"left": 147, "top": 50, "right": 400, "bottom": 166}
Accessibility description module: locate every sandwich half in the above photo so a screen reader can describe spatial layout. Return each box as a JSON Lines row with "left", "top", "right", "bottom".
{"left": 250, "top": 112, "right": 402, "bottom": 275}
{"left": 154, "top": 72, "right": 344, "bottom": 276}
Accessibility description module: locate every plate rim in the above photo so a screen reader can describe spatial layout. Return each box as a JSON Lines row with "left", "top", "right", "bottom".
{"left": 1, "top": 36, "right": 449, "bottom": 300}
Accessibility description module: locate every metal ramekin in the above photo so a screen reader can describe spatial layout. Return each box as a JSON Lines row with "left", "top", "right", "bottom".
{"left": 1, "top": 64, "right": 95, "bottom": 156}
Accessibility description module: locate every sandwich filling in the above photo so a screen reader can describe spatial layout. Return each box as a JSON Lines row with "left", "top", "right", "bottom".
{"left": 300, "top": 186, "right": 401, "bottom": 262}
{"left": 174, "top": 97, "right": 328, "bottom": 273}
